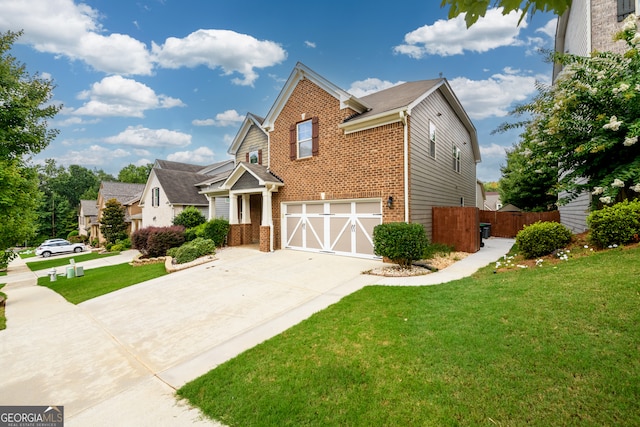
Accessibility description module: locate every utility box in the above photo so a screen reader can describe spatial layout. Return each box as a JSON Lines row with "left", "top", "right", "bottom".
{"left": 75, "top": 266, "right": 84, "bottom": 277}
{"left": 66, "top": 266, "right": 75, "bottom": 279}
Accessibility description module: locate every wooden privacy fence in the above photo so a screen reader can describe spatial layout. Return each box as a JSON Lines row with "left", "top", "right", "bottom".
{"left": 432, "top": 207, "right": 480, "bottom": 253}
{"left": 479, "top": 210, "right": 561, "bottom": 238}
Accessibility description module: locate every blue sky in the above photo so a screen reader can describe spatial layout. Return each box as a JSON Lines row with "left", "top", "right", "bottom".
{"left": 0, "top": 0, "right": 557, "bottom": 182}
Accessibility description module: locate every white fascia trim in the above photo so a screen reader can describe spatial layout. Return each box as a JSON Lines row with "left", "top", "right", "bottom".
{"left": 338, "top": 108, "right": 406, "bottom": 135}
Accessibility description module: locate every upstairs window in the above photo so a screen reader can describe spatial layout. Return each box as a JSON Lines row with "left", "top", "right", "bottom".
{"left": 429, "top": 121, "right": 436, "bottom": 158}
{"left": 290, "top": 117, "right": 319, "bottom": 159}
{"left": 246, "top": 150, "right": 262, "bottom": 164}
{"left": 152, "top": 187, "right": 160, "bottom": 207}
{"left": 618, "top": 0, "right": 635, "bottom": 21}
{"left": 452, "top": 146, "right": 461, "bottom": 173}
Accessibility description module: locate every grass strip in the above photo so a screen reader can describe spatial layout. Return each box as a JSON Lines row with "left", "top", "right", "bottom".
{"left": 179, "top": 246, "right": 640, "bottom": 426}
{"left": 38, "top": 262, "right": 167, "bottom": 304}
{"left": 26, "top": 251, "right": 119, "bottom": 272}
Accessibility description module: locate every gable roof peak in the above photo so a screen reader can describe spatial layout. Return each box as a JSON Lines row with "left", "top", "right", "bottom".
{"left": 262, "top": 62, "right": 370, "bottom": 131}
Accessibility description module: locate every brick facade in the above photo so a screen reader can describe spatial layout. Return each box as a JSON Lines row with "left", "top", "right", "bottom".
{"left": 228, "top": 224, "right": 252, "bottom": 246}
{"left": 259, "top": 226, "right": 270, "bottom": 252}
{"left": 591, "top": 0, "right": 633, "bottom": 54}
{"left": 268, "top": 78, "right": 407, "bottom": 250}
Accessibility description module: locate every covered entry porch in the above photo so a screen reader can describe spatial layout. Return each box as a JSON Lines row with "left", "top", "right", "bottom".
{"left": 208, "top": 162, "right": 283, "bottom": 252}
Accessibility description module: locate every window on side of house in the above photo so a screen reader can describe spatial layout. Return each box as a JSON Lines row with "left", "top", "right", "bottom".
{"left": 429, "top": 121, "right": 436, "bottom": 158}
{"left": 290, "top": 117, "right": 319, "bottom": 160}
{"left": 152, "top": 187, "right": 160, "bottom": 207}
{"left": 452, "top": 146, "right": 461, "bottom": 173}
{"left": 618, "top": 0, "right": 635, "bottom": 21}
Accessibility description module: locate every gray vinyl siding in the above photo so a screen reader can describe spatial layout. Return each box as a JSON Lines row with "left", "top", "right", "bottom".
{"left": 409, "top": 89, "right": 476, "bottom": 240}
{"left": 559, "top": 190, "right": 590, "bottom": 233}
{"left": 235, "top": 125, "right": 268, "bottom": 164}
{"left": 214, "top": 197, "right": 230, "bottom": 220}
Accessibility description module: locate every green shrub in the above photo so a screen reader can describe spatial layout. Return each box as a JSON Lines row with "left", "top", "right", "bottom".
{"left": 202, "top": 218, "right": 230, "bottom": 247}
{"left": 184, "top": 222, "right": 207, "bottom": 242}
{"left": 373, "top": 222, "right": 429, "bottom": 267}
{"left": 115, "top": 237, "right": 131, "bottom": 250}
{"left": 132, "top": 226, "right": 185, "bottom": 257}
{"left": 516, "top": 221, "right": 573, "bottom": 259}
{"left": 587, "top": 199, "right": 640, "bottom": 248}
{"left": 110, "top": 244, "right": 123, "bottom": 252}
{"left": 169, "top": 238, "right": 216, "bottom": 264}
{"left": 173, "top": 206, "right": 207, "bottom": 229}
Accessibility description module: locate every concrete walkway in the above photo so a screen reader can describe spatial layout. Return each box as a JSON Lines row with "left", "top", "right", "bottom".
{"left": 0, "top": 238, "right": 513, "bottom": 426}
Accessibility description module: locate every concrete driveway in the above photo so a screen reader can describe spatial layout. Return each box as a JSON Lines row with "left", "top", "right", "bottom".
{"left": 0, "top": 239, "right": 513, "bottom": 426}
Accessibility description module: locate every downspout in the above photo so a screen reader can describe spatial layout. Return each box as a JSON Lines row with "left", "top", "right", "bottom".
{"left": 400, "top": 110, "right": 409, "bottom": 223}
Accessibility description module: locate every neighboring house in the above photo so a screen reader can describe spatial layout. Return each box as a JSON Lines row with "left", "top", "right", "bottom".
{"left": 483, "top": 192, "right": 503, "bottom": 211}
{"left": 93, "top": 182, "right": 145, "bottom": 244}
{"left": 554, "top": 1, "right": 638, "bottom": 232}
{"left": 476, "top": 180, "right": 486, "bottom": 210}
{"left": 201, "top": 62, "right": 481, "bottom": 258}
{"left": 78, "top": 199, "right": 98, "bottom": 238}
{"left": 139, "top": 159, "right": 234, "bottom": 228}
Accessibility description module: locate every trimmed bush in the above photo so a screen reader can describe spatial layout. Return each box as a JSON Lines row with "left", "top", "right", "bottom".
{"left": 202, "top": 218, "right": 230, "bottom": 247}
{"left": 516, "top": 221, "right": 573, "bottom": 259}
{"left": 587, "top": 199, "right": 640, "bottom": 248}
{"left": 373, "top": 222, "right": 429, "bottom": 267}
{"left": 167, "top": 237, "right": 216, "bottom": 264}
{"left": 184, "top": 222, "right": 207, "bottom": 242}
{"left": 173, "top": 206, "right": 207, "bottom": 229}
{"left": 131, "top": 226, "right": 185, "bottom": 257}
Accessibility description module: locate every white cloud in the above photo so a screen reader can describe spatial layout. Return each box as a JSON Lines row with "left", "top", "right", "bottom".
{"left": 192, "top": 109, "right": 244, "bottom": 127}
{"left": 480, "top": 143, "right": 508, "bottom": 157}
{"left": 536, "top": 18, "right": 557, "bottom": 38}
{"left": 167, "top": 146, "right": 215, "bottom": 163}
{"left": 0, "top": 0, "right": 153, "bottom": 74}
{"left": 0, "top": 1, "right": 286, "bottom": 79}
{"left": 152, "top": 29, "right": 287, "bottom": 86}
{"left": 394, "top": 8, "right": 525, "bottom": 58}
{"left": 52, "top": 144, "right": 131, "bottom": 167}
{"left": 72, "top": 76, "right": 184, "bottom": 117}
{"left": 104, "top": 126, "right": 192, "bottom": 148}
{"left": 305, "top": 41, "right": 316, "bottom": 48}
{"left": 347, "top": 78, "right": 405, "bottom": 97}
{"left": 56, "top": 116, "right": 100, "bottom": 127}
{"left": 449, "top": 69, "right": 549, "bottom": 120}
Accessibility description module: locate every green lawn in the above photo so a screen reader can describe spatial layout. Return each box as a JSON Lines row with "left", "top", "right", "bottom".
{"left": 38, "top": 262, "right": 167, "bottom": 304}
{"left": 178, "top": 246, "right": 640, "bottom": 426}
{"left": 26, "top": 251, "right": 119, "bottom": 272}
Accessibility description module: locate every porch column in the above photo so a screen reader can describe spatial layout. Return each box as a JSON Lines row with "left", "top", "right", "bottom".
{"left": 262, "top": 188, "right": 272, "bottom": 226}
{"left": 229, "top": 192, "right": 239, "bottom": 225}
{"left": 241, "top": 194, "right": 251, "bottom": 224}
{"left": 206, "top": 194, "right": 216, "bottom": 220}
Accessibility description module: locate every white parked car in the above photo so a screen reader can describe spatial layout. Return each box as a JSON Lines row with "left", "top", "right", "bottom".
{"left": 36, "top": 239, "right": 85, "bottom": 258}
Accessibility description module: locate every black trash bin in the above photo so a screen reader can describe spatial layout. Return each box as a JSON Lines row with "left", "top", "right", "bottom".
{"left": 480, "top": 223, "right": 491, "bottom": 239}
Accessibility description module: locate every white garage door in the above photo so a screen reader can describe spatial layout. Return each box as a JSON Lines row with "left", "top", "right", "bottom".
{"left": 283, "top": 199, "right": 382, "bottom": 258}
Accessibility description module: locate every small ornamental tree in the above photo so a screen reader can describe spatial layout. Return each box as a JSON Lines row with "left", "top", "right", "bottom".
{"left": 173, "top": 206, "right": 206, "bottom": 229}
{"left": 497, "top": 14, "right": 640, "bottom": 208}
{"left": 100, "top": 199, "right": 128, "bottom": 245}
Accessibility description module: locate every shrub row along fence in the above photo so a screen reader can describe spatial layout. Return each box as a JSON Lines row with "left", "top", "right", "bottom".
{"left": 478, "top": 210, "right": 561, "bottom": 238}
{"left": 431, "top": 208, "right": 562, "bottom": 252}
